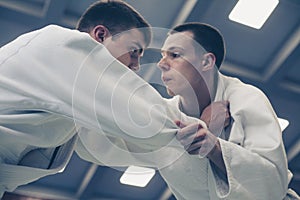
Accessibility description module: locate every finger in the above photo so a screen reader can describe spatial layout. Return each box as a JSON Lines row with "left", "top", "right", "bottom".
{"left": 224, "top": 112, "right": 231, "bottom": 125}
{"left": 178, "top": 129, "right": 206, "bottom": 147}
{"left": 187, "top": 148, "right": 200, "bottom": 155}
{"left": 185, "top": 140, "right": 204, "bottom": 153}
{"left": 176, "top": 123, "right": 203, "bottom": 140}
{"left": 186, "top": 146, "right": 201, "bottom": 155}
{"left": 174, "top": 120, "right": 187, "bottom": 128}
{"left": 180, "top": 133, "right": 205, "bottom": 147}
{"left": 222, "top": 100, "right": 230, "bottom": 107}
{"left": 185, "top": 143, "right": 201, "bottom": 154}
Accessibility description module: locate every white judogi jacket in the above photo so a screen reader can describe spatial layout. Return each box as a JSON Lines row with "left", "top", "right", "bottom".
{"left": 77, "top": 73, "right": 295, "bottom": 200}
{"left": 0, "top": 25, "right": 200, "bottom": 197}
{"left": 0, "top": 25, "right": 295, "bottom": 199}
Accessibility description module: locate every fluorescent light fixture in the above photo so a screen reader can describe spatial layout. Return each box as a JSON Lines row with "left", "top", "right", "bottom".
{"left": 58, "top": 166, "right": 66, "bottom": 173}
{"left": 229, "top": 0, "right": 279, "bottom": 29}
{"left": 278, "top": 117, "right": 289, "bottom": 132}
{"left": 120, "top": 166, "right": 155, "bottom": 187}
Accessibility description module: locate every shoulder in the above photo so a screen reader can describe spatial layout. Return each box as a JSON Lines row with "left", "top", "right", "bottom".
{"left": 164, "top": 95, "right": 181, "bottom": 108}
{"left": 25, "top": 25, "right": 99, "bottom": 53}
{"left": 37, "top": 25, "right": 90, "bottom": 41}
{"left": 221, "top": 74, "right": 267, "bottom": 102}
{"left": 23, "top": 25, "right": 74, "bottom": 39}
{"left": 39, "top": 24, "right": 76, "bottom": 34}
{"left": 220, "top": 74, "right": 273, "bottom": 116}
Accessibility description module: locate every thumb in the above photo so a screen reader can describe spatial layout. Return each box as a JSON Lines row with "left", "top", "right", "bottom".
{"left": 175, "top": 120, "right": 187, "bottom": 128}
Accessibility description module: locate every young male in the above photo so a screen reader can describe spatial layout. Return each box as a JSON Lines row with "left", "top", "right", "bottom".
{"left": 0, "top": 0, "right": 204, "bottom": 196}
{"left": 157, "top": 22, "right": 299, "bottom": 199}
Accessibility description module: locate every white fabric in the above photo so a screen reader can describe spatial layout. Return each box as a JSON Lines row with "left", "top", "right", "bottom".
{"left": 0, "top": 24, "right": 295, "bottom": 199}
{"left": 77, "top": 74, "right": 295, "bottom": 199}
{"left": 209, "top": 73, "right": 290, "bottom": 199}
{"left": 0, "top": 25, "right": 203, "bottom": 197}
{"left": 162, "top": 73, "right": 292, "bottom": 200}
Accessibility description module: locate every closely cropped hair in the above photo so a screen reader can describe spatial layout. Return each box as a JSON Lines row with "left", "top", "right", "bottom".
{"left": 77, "top": 0, "right": 151, "bottom": 46}
{"left": 171, "top": 22, "right": 225, "bottom": 69}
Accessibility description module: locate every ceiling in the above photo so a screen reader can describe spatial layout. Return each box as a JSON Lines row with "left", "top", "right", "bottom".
{"left": 0, "top": 0, "right": 299, "bottom": 199}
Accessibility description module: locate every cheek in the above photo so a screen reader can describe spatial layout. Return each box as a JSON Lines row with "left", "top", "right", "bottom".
{"left": 173, "top": 68, "right": 193, "bottom": 84}
{"left": 116, "top": 53, "right": 131, "bottom": 67}
{"left": 173, "top": 69, "right": 199, "bottom": 91}
{"left": 183, "top": 64, "right": 201, "bottom": 82}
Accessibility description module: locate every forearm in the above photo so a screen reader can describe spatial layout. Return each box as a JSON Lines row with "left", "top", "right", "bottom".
{"left": 207, "top": 139, "right": 227, "bottom": 177}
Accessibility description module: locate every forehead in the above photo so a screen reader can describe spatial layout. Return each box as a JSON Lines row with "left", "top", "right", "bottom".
{"left": 119, "top": 28, "right": 147, "bottom": 48}
{"left": 162, "top": 31, "right": 195, "bottom": 51}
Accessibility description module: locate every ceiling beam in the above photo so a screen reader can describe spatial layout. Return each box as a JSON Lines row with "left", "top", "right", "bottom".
{"left": 44, "top": 0, "right": 70, "bottom": 23}
{"left": 292, "top": 172, "right": 300, "bottom": 180}
{"left": 0, "top": 0, "right": 47, "bottom": 17}
{"left": 159, "top": 187, "right": 173, "bottom": 200}
{"left": 263, "top": 24, "right": 300, "bottom": 81}
{"left": 221, "top": 61, "right": 263, "bottom": 81}
{"left": 171, "top": 0, "right": 198, "bottom": 27}
{"left": 287, "top": 138, "right": 300, "bottom": 162}
{"left": 75, "top": 163, "right": 99, "bottom": 199}
{"left": 280, "top": 80, "right": 300, "bottom": 95}
{"left": 13, "top": 185, "right": 76, "bottom": 200}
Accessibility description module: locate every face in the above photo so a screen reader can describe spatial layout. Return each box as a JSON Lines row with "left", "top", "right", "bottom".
{"left": 157, "top": 31, "right": 205, "bottom": 96}
{"left": 103, "top": 28, "right": 146, "bottom": 72}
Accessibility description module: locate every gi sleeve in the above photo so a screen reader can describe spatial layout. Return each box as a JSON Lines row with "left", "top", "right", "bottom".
{"left": 0, "top": 25, "right": 201, "bottom": 152}
{"left": 210, "top": 85, "right": 288, "bottom": 200}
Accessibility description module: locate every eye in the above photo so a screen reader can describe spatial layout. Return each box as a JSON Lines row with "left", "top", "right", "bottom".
{"left": 130, "top": 47, "right": 143, "bottom": 57}
{"left": 168, "top": 52, "right": 181, "bottom": 58}
{"left": 130, "top": 48, "right": 138, "bottom": 54}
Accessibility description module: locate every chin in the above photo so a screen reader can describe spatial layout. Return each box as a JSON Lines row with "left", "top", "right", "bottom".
{"left": 167, "top": 88, "right": 176, "bottom": 96}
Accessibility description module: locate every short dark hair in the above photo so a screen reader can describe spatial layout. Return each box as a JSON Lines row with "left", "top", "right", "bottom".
{"left": 77, "top": 0, "right": 151, "bottom": 46}
{"left": 170, "top": 22, "right": 225, "bottom": 69}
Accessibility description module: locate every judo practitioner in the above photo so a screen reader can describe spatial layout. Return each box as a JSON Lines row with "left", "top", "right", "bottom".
{"left": 0, "top": 0, "right": 203, "bottom": 197}
{"left": 1, "top": 0, "right": 296, "bottom": 199}
{"left": 157, "top": 22, "right": 299, "bottom": 199}
{"left": 73, "top": 21, "right": 300, "bottom": 199}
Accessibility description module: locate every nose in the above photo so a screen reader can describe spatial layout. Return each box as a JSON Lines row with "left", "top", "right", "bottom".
{"left": 157, "top": 57, "right": 170, "bottom": 71}
{"left": 130, "top": 56, "right": 140, "bottom": 72}
{"left": 129, "top": 64, "right": 140, "bottom": 72}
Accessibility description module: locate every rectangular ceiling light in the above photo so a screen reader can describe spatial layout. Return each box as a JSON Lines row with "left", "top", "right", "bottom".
{"left": 120, "top": 166, "right": 155, "bottom": 187}
{"left": 278, "top": 117, "right": 289, "bottom": 132}
{"left": 229, "top": 0, "right": 279, "bottom": 29}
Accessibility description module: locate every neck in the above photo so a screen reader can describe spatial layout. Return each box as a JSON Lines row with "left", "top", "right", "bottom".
{"left": 180, "top": 71, "right": 219, "bottom": 118}
{"left": 180, "top": 89, "right": 211, "bottom": 118}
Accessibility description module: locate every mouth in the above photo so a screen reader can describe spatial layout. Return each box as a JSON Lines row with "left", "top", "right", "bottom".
{"left": 162, "top": 76, "right": 172, "bottom": 84}
{"left": 129, "top": 64, "right": 140, "bottom": 72}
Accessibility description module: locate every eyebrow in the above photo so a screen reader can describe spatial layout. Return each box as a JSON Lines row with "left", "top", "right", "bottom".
{"left": 133, "top": 41, "right": 144, "bottom": 50}
{"left": 161, "top": 46, "right": 184, "bottom": 53}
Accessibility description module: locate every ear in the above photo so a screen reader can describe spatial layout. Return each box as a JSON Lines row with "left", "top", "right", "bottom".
{"left": 90, "top": 25, "right": 111, "bottom": 43}
{"left": 201, "top": 53, "right": 216, "bottom": 72}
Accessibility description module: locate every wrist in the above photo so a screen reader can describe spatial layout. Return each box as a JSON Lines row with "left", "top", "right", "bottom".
{"left": 207, "top": 139, "right": 221, "bottom": 160}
